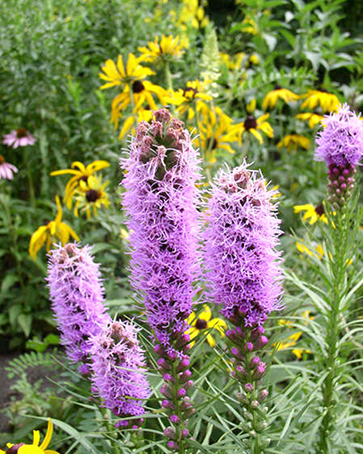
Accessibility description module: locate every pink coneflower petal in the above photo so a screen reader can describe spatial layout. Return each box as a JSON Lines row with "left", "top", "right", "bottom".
{"left": 0, "top": 156, "right": 18, "bottom": 180}
{"left": 2, "top": 128, "right": 36, "bottom": 148}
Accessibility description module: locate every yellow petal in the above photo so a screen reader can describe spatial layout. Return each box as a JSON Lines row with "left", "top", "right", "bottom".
{"left": 54, "top": 195, "right": 63, "bottom": 224}
{"left": 29, "top": 226, "right": 49, "bottom": 259}
{"left": 198, "top": 305, "right": 212, "bottom": 322}
{"left": 32, "top": 430, "right": 41, "bottom": 446}
{"left": 40, "top": 419, "right": 53, "bottom": 450}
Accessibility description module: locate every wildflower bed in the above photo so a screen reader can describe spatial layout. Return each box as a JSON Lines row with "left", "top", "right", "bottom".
{"left": 0, "top": 0, "right": 363, "bottom": 453}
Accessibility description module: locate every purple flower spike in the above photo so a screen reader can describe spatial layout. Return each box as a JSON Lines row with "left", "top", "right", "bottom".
{"left": 121, "top": 108, "right": 200, "bottom": 352}
{"left": 315, "top": 104, "right": 363, "bottom": 206}
{"left": 204, "top": 163, "right": 283, "bottom": 326}
{"left": 90, "top": 320, "right": 150, "bottom": 423}
{"left": 47, "top": 243, "right": 111, "bottom": 371}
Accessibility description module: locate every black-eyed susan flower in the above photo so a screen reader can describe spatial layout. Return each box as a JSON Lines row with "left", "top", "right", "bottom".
{"left": 0, "top": 419, "right": 59, "bottom": 454}
{"left": 29, "top": 196, "right": 79, "bottom": 259}
{"left": 294, "top": 203, "right": 327, "bottom": 224}
{"left": 295, "top": 112, "right": 324, "bottom": 128}
{"left": 168, "top": 80, "right": 212, "bottom": 120}
{"left": 51, "top": 160, "right": 110, "bottom": 209}
{"left": 138, "top": 35, "right": 185, "bottom": 64}
{"left": 186, "top": 305, "right": 227, "bottom": 347}
{"left": 240, "top": 15, "right": 258, "bottom": 35}
{"left": 74, "top": 175, "right": 110, "bottom": 219}
{"left": 110, "top": 81, "right": 169, "bottom": 128}
{"left": 301, "top": 89, "right": 340, "bottom": 113}
{"left": 237, "top": 113, "right": 274, "bottom": 144}
{"left": 99, "top": 53, "right": 154, "bottom": 90}
{"left": 197, "top": 107, "right": 239, "bottom": 162}
{"left": 262, "top": 86, "right": 299, "bottom": 110}
{"left": 277, "top": 134, "right": 310, "bottom": 152}
{"left": 177, "top": 0, "right": 209, "bottom": 30}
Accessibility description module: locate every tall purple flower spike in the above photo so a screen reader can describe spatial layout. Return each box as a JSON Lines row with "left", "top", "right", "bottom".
{"left": 47, "top": 243, "right": 111, "bottom": 374}
{"left": 90, "top": 320, "right": 150, "bottom": 428}
{"left": 315, "top": 103, "right": 363, "bottom": 207}
{"left": 122, "top": 109, "right": 200, "bottom": 450}
{"left": 203, "top": 164, "right": 283, "bottom": 447}
{"left": 204, "top": 164, "right": 283, "bottom": 327}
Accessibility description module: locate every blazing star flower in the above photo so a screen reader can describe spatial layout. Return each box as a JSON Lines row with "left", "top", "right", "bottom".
{"left": 138, "top": 35, "right": 185, "bottom": 64}
{"left": 294, "top": 203, "right": 327, "bottom": 224}
{"left": 1, "top": 419, "right": 59, "bottom": 454}
{"left": 204, "top": 163, "right": 283, "bottom": 326}
{"left": 262, "top": 86, "right": 299, "bottom": 110}
{"left": 301, "top": 89, "right": 340, "bottom": 113}
{"left": 3, "top": 128, "right": 36, "bottom": 148}
{"left": 296, "top": 112, "right": 324, "bottom": 129}
{"left": 315, "top": 104, "right": 363, "bottom": 206}
{"left": 29, "top": 196, "right": 79, "bottom": 259}
{"left": 186, "top": 305, "right": 227, "bottom": 347}
{"left": 168, "top": 79, "right": 212, "bottom": 120}
{"left": 90, "top": 320, "right": 150, "bottom": 427}
{"left": 197, "top": 106, "right": 239, "bottom": 162}
{"left": 73, "top": 175, "right": 110, "bottom": 219}
{"left": 277, "top": 134, "right": 310, "bottom": 152}
{"left": 50, "top": 160, "right": 110, "bottom": 210}
{"left": 122, "top": 108, "right": 200, "bottom": 351}
{"left": 47, "top": 243, "right": 110, "bottom": 373}
{"left": 237, "top": 113, "right": 274, "bottom": 145}
{"left": 0, "top": 155, "right": 18, "bottom": 180}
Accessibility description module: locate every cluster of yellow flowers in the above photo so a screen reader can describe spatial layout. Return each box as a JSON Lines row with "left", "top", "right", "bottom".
{"left": 29, "top": 160, "right": 110, "bottom": 259}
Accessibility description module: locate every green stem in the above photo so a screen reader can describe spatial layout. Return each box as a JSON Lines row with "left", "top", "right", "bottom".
{"left": 23, "top": 147, "right": 36, "bottom": 207}
{"left": 102, "top": 407, "right": 122, "bottom": 454}
{"left": 170, "top": 360, "right": 185, "bottom": 454}
{"left": 164, "top": 61, "right": 173, "bottom": 91}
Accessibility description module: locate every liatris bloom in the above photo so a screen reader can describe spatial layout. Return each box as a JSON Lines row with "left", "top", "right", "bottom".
{"left": 3, "top": 128, "right": 36, "bottom": 148}
{"left": 47, "top": 243, "right": 111, "bottom": 374}
{"left": 0, "top": 155, "right": 18, "bottom": 180}
{"left": 204, "top": 164, "right": 283, "bottom": 448}
{"left": 315, "top": 104, "right": 363, "bottom": 207}
{"left": 122, "top": 108, "right": 199, "bottom": 449}
{"left": 90, "top": 320, "right": 150, "bottom": 428}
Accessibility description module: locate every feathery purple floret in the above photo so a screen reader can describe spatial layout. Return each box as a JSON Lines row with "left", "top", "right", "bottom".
{"left": 121, "top": 109, "right": 200, "bottom": 351}
{"left": 315, "top": 104, "right": 363, "bottom": 206}
{"left": 204, "top": 164, "right": 283, "bottom": 326}
{"left": 47, "top": 243, "right": 110, "bottom": 371}
{"left": 315, "top": 103, "right": 363, "bottom": 168}
{"left": 90, "top": 320, "right": 150, "bottom": 426}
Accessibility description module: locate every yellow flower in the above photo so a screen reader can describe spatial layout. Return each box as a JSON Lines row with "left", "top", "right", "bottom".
{"left": 277, "top": 134, "right": 310, "bottom": 152}
{"left": 74, "top": 175, "right": 110, "bottom": 219}
{"left": 99, "top": 53, "right": 154, "bottom": 90}
{"left": 197, "top": 107, "right": 239, "bottom": 162}
{"left": 29, "top": 196, "right": 79, "bottom": 260}
{"left": 301, "top": 89, "right": 340, "bottom": 113}
{"left": 117, "top": 109, "right": 153, "bottom": 141}
{"left": 186, "top": 305, "right": 227, "bottom": 347}
{"left": 167, "top": 80, "right": 212, "bottom": 120}
{"left": 50, "top": 160, "right": 110, "bottom": 209}
{"left": 296, "top": 241, "right": 324, "bottom": 259}
{"left": 178, "top": 0, "right": 209, "bottom": 30}
{"left": 295, "top": 112, "right": 324, "bottom": 128}
{"left": 111, "top": 81, "right": 168, "bottom": 128}
{"left": 1, "top": 419, "right": 59, "bottom": 454}
{"left": 277, "top": 311, "right": 313, "bottom": 359}
{"left": 294, "top": 203, "right": 328, "bottom": 224}
{"left": 237, "top": 113, "right": 274, "bottom": 144}
{"left": 138, "top": 35, "right": 185, "bottom": 63}
{"left": 240, "top": 16, "right": 258, "bottom": 35}
{"left": 262, "top": 87, "right": 299, "bottom": 110}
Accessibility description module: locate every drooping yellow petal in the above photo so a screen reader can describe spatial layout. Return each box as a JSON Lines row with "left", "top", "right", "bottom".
{"left": 54, "top": 195, "right": 63, "bottom": 224}
{"left": 32, "top": 430, "right": 41, "bottom": 446}
{"left": 40, "top": 419, "right": 53, "bottom": 450}
{"left": 29, "top": 226, "right": 49, "bottom": 259}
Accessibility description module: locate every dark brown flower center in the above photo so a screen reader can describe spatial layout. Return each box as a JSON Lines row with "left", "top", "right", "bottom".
{"left": 86, "top": 189, "right": 101, "bottom": 202}
{"left": 315, "top": 204, "right": 324, "bottom": 216}
{"left": 133, "top": 81, "right": 145, "bottom": 93}
{"left": 206, "top": 137, "right": 218, "bottom": 150}
{"left": 244, "top": 115, "right": 257, "bottom": 130}
{"left": 0, "top": 154, "right": 5, "bottom": 164}
{"left": 79, "top": 176, "right": 88, "bottom": 182}
{"left": 274, "top": 84, "right": 282, "bottom": 90}
{"left": 195, "top": 318, "right": 208, "bottom": 330}
{"left": 16, "top": 128, "right": 28, "bottom": 138}
{"left": 183, "top": 86, "right": 198, "bottom": 98}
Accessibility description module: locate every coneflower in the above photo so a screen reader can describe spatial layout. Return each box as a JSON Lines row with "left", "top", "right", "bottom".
{"left": 47, "top": 243, "right": 111, "bottom": 374}
{"left": 89, "top": 319, "right": 150, "bottom": 428}
{"left": 203, "top": 163, "right": 283, "bottom": 451}
{"left": 315, "top": 103, "right": 363, "bottom": 207}
{"left": 122, "top": 109, "right": 200, "bottom": 450}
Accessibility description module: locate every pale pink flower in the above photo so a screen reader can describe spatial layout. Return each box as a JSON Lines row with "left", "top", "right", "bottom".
{"left": 0, "top": 155, "right": 18, "bottom": 180}
{"left": 3, "top": 128, "right": 36, "bottom": 148}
